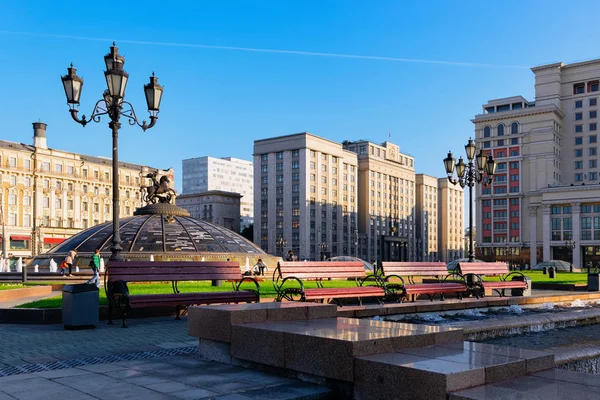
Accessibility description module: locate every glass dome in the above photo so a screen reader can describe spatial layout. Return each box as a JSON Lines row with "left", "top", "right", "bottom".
{"left": 30, "top": 211, "right": 270, "bottom": 268}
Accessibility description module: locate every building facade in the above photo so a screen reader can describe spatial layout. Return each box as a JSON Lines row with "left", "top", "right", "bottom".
{"left": 182, "top": 156, "right": 253, "bottom": 231}
{"left": 415, "top": 174, "right": 439, "bottom": 261}
{"left": 437, "top": 177, "right": 465, "bottom": 262}
{"left": 473, "top": 58, "right": 600, "bottom": 269}
{"left": 343, "top": 140, "right": 416, "bottom": 262}
{"left": 254, "top": 133, "right": 359, "bottom": 260}
{"left": 177, "top": 190, "right": 241, "bottom": 232}
{"left": 0, "top": 122, "right": 171, "bottom": 259}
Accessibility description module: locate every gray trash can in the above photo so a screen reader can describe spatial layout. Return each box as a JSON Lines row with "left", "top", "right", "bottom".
{"left": 588, "top": 274, "right": 600, "bottom": 292}
{"left": 62, "top": 284, "right": 99, "bottom": 330}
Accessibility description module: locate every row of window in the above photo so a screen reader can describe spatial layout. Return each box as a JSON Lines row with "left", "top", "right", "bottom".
{"left": 575, "top": 98, "right": 597, "bottom": 108}
{"left": 574, "top": 148, "right": 597, "bottom": 157}
{"left": 483, "top": 122, "right": 519, "bottom": 137}
{"left": 574, "top": 135, "right": 597, "bottom": 144}
{"left": 573, "top": 81, "right": 599, "bottom": 95}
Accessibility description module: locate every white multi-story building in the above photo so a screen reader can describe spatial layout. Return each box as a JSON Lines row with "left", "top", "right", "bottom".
{"left": 473, "top": 58, "right": 600, "bottom": 269}
{"left": 415, "top": 174, "right": 439, "bottom": 262}
{"left": 182, "top": 156, "right": 253, "bottom": 231}
{"left": 0, "top": 122, "right": 170, "bottom": 258}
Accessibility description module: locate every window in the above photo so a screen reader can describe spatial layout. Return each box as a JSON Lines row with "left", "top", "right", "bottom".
{"left": 589, "top": 81, "right": 599, "bottom": 92}
{"left": 575, "top": 173, "right": 584, "bottom": 181}
{"left": 576, "top": 125, "right": 583, "bottom": 133}
{"left": 56, "top": 198, "right": 62, "bottom": 209}
{"left": 574, "top": 83, "right": 585, "bottom": 94}
{"left": 591, "top": 135, "right": 598, "bottom": 143}
{"left": 292, "top": 149, "right": 299, "bottom": 157}
{"left": 260, "top": 165, "right": 268, "bottom": 173}
{"left": 497, "top": 124, "right": 504, "bottom": 136}
{"left": 276, "top": 151, "right": 283, "bottom": 159}
{"left": 591, "top": 123, "right": 598, "bottom": 131}
{"left": 276, "top": 175, "right": 283, "bottom": 183}
{"left": 511, "top": 138, "right": 519, "bottom": 145}
{"left": 575, "top": 100, "right": 583, "bottom": 108}
{"left": 591, "top": 98, "right": 598, "bottom": 106}
{"left": 575, "top": 149, "right": 583, "bottom": 157}
{"left": 591, "top": 111, "right": 598, "bottom": 119}
{"left": 483, "top": 141, "right": 491, "bottom": 148}
{"left": 292, "top": 161, "right": 299, "bottom": 169}
{"left": 43, "top": 197, "right": 49, "bottom": 208}
{"left": 590, "top": 148, "right": 598, "bottom": 156}
{"left": 483, "top": 126, "right": 491, "bottom": 137}
{"left": 276, "top": 163, "right": 283, "bottom": 171}
{"left": 510, "top": 150, "right": 519, "bottom": 157}
{"left": 9, "top": 176, "right": 16, "bottom": 186}
{"left": 41, "top": 161, "right": 50, "bottom": 172}
{"left": 590, "top": 160, "right": 598, "bottom": 168}
{"left": 575, "top": 161, "right": 583, "bottom": 169}
{"left": 497, "top": 139, "right": 504, "bottom": 146}
{"left": 310, "top": 162, "right": 316, "bottom": 170}
{"left": 68, "top": 200, "right": 73, "bottom": 210}
{"left": 575, "top": 137, "right": 583, "bottom": 145}
{"left": 590, "top": 172, "right": 598, "bottom": 180}
{"left": 261, "top": 154, "right": 268, "bottom": 161}
{"left": 509, "top": 161, "right": 519, "bottom": 169}
{"left": 321, "top": 164, "right": 327, "bottom": 172}
{"left": 511, "top": 122, "right": 518, "bottom": 134}
{"left": 575, "top": 113, "right": 583, "bottom": 120}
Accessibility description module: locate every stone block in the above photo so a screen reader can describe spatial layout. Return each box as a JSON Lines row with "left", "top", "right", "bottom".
{"left": 265, "top": 302, "right": 337, "bottom": 321}
{"left": 230, "top": 324, "right": 285, "bottom": 367}
{"left": 355, "top": 352, "right": 485, "bottom": 400}
{"left": 198, "top": 338, "right": 233, "bottom": 364}
{"left": 188, "top": 304, "right": 268, "bottom": 343}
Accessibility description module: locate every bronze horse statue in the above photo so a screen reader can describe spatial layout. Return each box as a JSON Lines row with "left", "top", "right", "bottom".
{"left": 141, "top": 172, "right": 177, "bottom": 204}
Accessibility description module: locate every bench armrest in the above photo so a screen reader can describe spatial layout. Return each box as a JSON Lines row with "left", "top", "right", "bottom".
{"left": 444, "top": 272, "right": 465, "bottom": 284}
{"left": 274, "top": 276, "right": 306, "bottom": 302}
{"left": 383, "top": 274, "right": 406, "bottom": 287}
{"left": 359, "top": 274, "right": 386, "bottom": 288}
{"left": 234, "top": 276, "right": 261, "bottom": 298}
{"left": 501, "top": 271, "right": 527, "bottom": 282}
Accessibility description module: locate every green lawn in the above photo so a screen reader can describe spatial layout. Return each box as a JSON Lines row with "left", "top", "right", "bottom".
{"left": 482, "top": 271, "right": 589, "bottom": 285}
{"left": 0, "top": 284, "right": 25, "bottom": 291}
{"left": 16, "top": 279, "right": 364, "bottom": 309}
{"left": 14, "top": 271, "right": 592, "bottom": 309}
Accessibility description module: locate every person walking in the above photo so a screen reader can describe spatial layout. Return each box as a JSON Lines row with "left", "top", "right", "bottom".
{"left": 64, "top": 249, "right": 77, "bottom": 277}
{"left": 86, "top": 249, "right": 101, "bottom": 288}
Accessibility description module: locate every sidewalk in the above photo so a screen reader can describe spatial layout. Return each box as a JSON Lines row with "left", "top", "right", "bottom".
{"left": 0, "top": 317, "right": 330, "bottom": 399}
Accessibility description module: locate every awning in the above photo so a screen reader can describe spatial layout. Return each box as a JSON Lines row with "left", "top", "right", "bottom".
{"left": 10, "top": 235, "right": 31, "bottom": 241}
{"left": 44, "top": 238, "right": 66, "bottom": 244}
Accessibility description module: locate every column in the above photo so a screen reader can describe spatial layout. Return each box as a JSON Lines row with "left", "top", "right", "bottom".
{"left": 529, "top": 206, "right": 538, "bottom": 267}
{"left": 571, "top": 202, "right": 581, "bottom": 269}
{"left": 542, "top": 205, "right": 551, "bottom": 262}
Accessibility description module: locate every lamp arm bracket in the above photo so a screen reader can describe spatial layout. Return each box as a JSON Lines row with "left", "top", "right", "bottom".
{"left": 120, "top": 101, "right": 158, "bottom": 131}
{"left": 70, "top": 99, "right": 109, "bottom": 127}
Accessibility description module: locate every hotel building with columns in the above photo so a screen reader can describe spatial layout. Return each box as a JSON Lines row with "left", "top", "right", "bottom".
{"left": 473, "top": 58, "right": 600, "bottom": 270}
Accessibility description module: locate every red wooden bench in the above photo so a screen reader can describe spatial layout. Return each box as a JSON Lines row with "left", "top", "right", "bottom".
{"left": 272, "top": 261, "right": 386, "bottom": 306}
{"left": 457, "top": 261, "right": 528, "bottom": 298}
{"left": 106, "top": 261, "right": 260, "bottom": 327}
{"left": 379, "top": 262, "right": 466, "bottom": 302}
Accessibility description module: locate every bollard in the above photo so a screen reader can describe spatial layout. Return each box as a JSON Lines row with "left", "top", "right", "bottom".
{"left": 543, "top": 266, "right": 547, "bottom": 275}
{"left": 548, "top": 266, "right": 556, "bottom": 279}
{"left": 22, "top": 265, "right": 27, "bottom": 283}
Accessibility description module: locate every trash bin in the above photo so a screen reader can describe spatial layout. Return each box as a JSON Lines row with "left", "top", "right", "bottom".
{"left": 62, "top": 284, "right": 99, "bottom": 330}
{"left": 588, "top": 274, "right": 600, "bottom": 292}
{"left": 542, "top": 267, "right": 547, "bottom": 275}
{"left": 548, "top": 267, "right": 556, "bottom": 279}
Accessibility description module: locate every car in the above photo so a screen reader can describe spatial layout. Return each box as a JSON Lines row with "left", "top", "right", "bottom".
{"left": 326, "top": 256, "right": 375, "bottom": 272}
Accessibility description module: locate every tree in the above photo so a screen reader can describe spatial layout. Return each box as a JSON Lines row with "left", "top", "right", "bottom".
{"left": 240, "top": 224, "right": 254, "bottom": 242}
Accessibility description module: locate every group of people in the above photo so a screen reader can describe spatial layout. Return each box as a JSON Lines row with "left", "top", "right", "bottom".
{"left": 60, "top": 249, "right": 102, "bottom": 287}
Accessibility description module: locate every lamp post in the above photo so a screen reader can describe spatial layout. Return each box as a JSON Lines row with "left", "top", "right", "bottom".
{"left": 61, "top": 43, "right": 163, "bottom": 261}
{"left": 319, "top": 242, "right": 328, "bottom": 261}
{"left": 443, "top": 138, "right": 496, "bottom": 262}
{"left": 565, "top": 240, "right": 576, "bottom": 273}
{"left": 277, "top": 236, "right": 287, "bottom": 258}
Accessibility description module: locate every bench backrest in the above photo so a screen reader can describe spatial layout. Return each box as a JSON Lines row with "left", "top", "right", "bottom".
{"left": 107, "top": 261, "right": 242, "bottom": 283}
{"left": 380, "top": 262, "right": 448, "bottom": 277}
{"left": 457, "top": 262, "right": 509, "bottom": 276}
{"left": 276, "top": 261, "right": 366, "bottom": 280}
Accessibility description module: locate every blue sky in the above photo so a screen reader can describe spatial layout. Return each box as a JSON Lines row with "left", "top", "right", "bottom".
{"left": 2, "top": 0, "right": 600, "bottom": 196}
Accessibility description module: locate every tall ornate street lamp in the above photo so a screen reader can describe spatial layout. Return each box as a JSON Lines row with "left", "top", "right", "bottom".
{"left": 565, "top": 240, "right": 576, "bottom": 273}
{"left": 319, "top": 242, "right": 328, "bottom": 261}
{"left": 61, "top": 43, "right": 164, "bottom": 261}
{"left": 277, "top": 236, "right": 287, "bottom": 258}
{"left": 443, "top": 138, "right": 496, "bottom": 262}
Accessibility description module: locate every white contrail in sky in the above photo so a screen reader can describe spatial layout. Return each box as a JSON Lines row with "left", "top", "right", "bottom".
{"left": 0, "top": 30, "right": 528, "bottom": 69}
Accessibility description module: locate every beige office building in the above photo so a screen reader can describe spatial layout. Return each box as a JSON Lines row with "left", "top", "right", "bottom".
{"left": 473, "top": 58, "right": 600, "bottom": 269}
{"left": 343, "top": 140, "right": 416, "bottom": 262}
{"left": 254, "top": 133, "right": 359, "bottom": 260}
{"left": 437, "top": 177, "right": 465, "bottom": 262}
{"left": 0, "top": 122, "right": 171, "bottom": 259}
{"left": 414, "top": 174, "right": 439, "bottom": 261}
